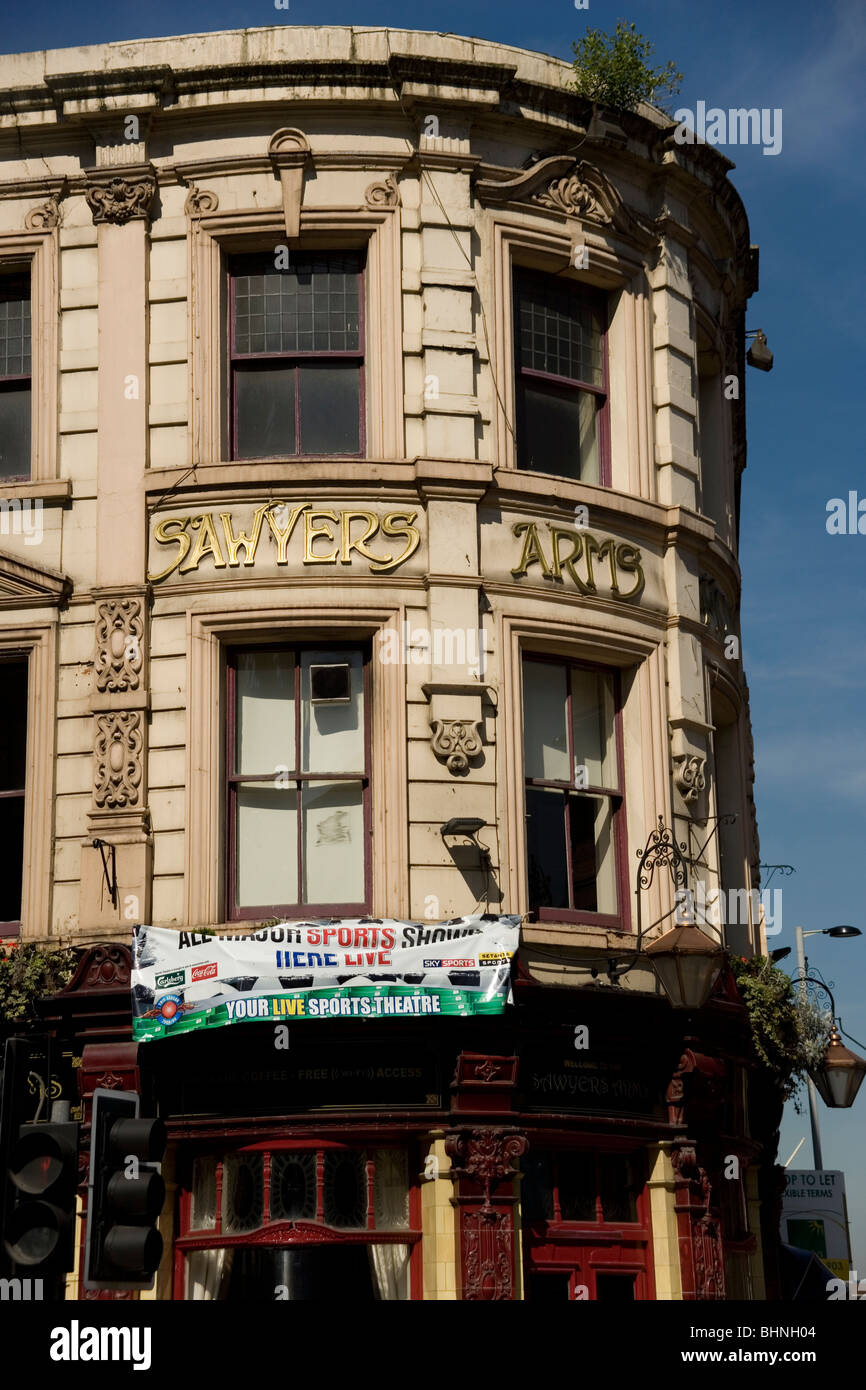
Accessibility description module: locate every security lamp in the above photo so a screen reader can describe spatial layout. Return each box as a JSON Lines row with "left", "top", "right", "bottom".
{"left": 746, "top": 329, "right": 773, "bottom": 372}
{"left": 441, "top": 818, "right": 487, "bottom": 840}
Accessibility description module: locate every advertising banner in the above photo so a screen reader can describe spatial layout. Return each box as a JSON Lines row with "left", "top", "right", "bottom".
{"left": 132, "top": 915, "right": 521, "bottom": 1041}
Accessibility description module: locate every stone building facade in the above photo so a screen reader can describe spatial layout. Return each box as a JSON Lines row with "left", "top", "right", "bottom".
{"left": 0, "top": 27, "right": 773, "bottom": 1301}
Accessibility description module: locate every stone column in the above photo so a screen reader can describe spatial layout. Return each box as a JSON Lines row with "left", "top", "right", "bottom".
{"left": 80, "top": 161, "right": 156, "bottom": 932}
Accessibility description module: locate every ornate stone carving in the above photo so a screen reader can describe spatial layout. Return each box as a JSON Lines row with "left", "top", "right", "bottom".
{"left": 25, "top": 195, "right": 63, "bottom": 230}
{"left": 95, "top": 598, "right": 144, "bottom": 693}
{"left": 445, "top": 1127, "right": 527, "bottom": 1213}
{"left": 85, "top": 172, "right": 156, "bottom": 226}
{"left": 673, "top": 753, "right": 706, "bottom": 804}
{"left": 430, "top": 718, "right": 482, "bottom": 775}
{"left": 461, "top": 1208, "right": 516, "bottom": 1301}
{"left": 364, "top": 175, "right": 400, "bottom": 208}
{"left": 94, "top": 711, "right": 144, "bottom": 809}
{"left": 184, "top": 186, "right": 219, "bottom": 219}
{"left": 535, "top": 172, "right": 607, "bottom": 222}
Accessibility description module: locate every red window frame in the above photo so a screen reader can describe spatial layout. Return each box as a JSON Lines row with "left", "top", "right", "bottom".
{"left": 521, "top": 1142, "right": 654, "bottom": 1301}
{"left": 513, "top": 267, "right": 610, "bottom": 485}
{"left": 0, "top": 270, "right": 32, "bottom": 482}
{"left": 173, "top": 1138, "right": 423, "bottom": 1300}
{"left": 225, "top": 641, "right": 372, "bottom": 921}
{"left": 521, "top": 652, "right": 629, "bottom": 930}
{"left": 228, "top": 251, "right": 366, "bottom": 460}
{"left": 0, "top": 653, "right": 27, "bottom": 935}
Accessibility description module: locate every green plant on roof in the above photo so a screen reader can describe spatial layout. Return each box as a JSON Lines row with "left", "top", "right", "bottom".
{"left": 570, "top": 20, "right": 683, "bottom": 114}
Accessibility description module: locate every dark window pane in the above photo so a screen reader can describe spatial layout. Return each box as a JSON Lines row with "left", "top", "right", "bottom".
{"left": 0, "top": 387, "right": 31, "bottom": 479}
{"left": 516, "top": 378, "right": 597, "bottom": 481}
{"left": 596, "top": 1272, "right": 635, "bottom": 1302}
{"left": 557, "top": 1152, "right": 596, "bottom": 1221}
{"left": 600, "top": 1154, "right": 638, "bottom": 1222}
{"left": 0, "top": 794, "right": 24, "bottom": 922}
{"left": 527, "top": 1273, "right": 571, "bottom": 1301}
{"left": 298, "top": 363, "right": 360, "bottom": 454}
{"left": 231, "top": 253, "right": 361, "bottom": 354}
{"left": 515, "top": 271, "right": 602, "bottom": 385}
{"left": 526, "top": 787, "right": 568, "bottom": 911}
{"left": 0, "top": 277, "right": 31, "bottom": 378}
{"left": 520, "top": 1151, "right": 555, "bottom": 1221}
{"left": 323, "top": 1151, "right": 367, "bottom": 1229}
{"left": 234, "top": 365, "right": 295, "bottom": 458}
{"left": 0, "top": 661, "right": 27, "bottom": 789}
{"left": 569, "top": 793, "right": 599, "bottom": 913}
{"left": 222, "top": 1245, "right": 376, "bottom": 1302}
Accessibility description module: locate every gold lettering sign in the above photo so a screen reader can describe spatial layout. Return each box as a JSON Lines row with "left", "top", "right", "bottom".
{"left": 511, "top": 522, "right": 645, "bottom": 601}
{"left": 148, "top": 502, "right": 422, "bottom": 583}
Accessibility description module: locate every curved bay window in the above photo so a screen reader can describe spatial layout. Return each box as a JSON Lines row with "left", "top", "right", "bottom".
{"left": 521, "top": 1147, "right": 653, "bottom": 1301}
{"left": 513, "top": 269, "right": 608, "bottom": 483}
{"left": 522, "top": 654, "right": 627, "bottom": 927}
{"left": 176, "top": 1143, "right": 419, "bottom": 1300}
{"left": 226, "top": 643, "right": 371, "bottom": 920}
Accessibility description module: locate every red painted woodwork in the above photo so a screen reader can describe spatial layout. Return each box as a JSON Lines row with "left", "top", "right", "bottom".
{"left": 446, "top": 1127, "right": 527, "bottom": 1300}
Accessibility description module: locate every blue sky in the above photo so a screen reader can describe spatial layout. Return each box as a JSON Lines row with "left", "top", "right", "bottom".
{"left": 4, "top": 0, "right": 866, "bottom": 1269}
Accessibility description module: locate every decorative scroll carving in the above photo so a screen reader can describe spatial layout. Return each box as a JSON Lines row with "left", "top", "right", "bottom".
{"left": 445, "top": 1127, "right": 527, "bottom": 1213}
{"left": 535, "top": 172, "right": 607, "bottom": 222}
{"left": 268, "top": 128, "right": 312, "bottom": 238}
{"left": 85, "top": 172, "right": 156, "bottom": 226}
{"left": 64, "top": 943, "right": 133, "bottom": 994}
{"left": 461, "top": 1208, "right": 516, "bottom": 1301}
{"left": 474, "top": 154, "right": 576, "bottom": 205}
{"left": 95, "top": 598, "right": 144, "bottom": 693}
{"left": 184, "top": 186, "right": 219, "bottom": 219}
{"left": 673, "top": 753, "right": 706, "bottom": 804}
{"left": 364, "top": 176, "right": 400, "bottom": 208}
{"left": 94, "top": 711, "right": 143, "bottom": 809}
{"left": 25, "top": 195, "right": 63, "bottom": 230}
{"left": 430, "top": 718, "right": 482, "bottom": 775}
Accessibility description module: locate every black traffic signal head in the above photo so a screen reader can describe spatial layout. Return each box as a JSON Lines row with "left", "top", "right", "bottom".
{"left": 3, "top": 1122, "right": 79, "bottom": 1273}
{"left": 84, "top": 1089, "right": 167, "bottom": 1292}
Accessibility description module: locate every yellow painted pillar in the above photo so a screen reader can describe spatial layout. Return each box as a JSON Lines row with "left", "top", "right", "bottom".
{"left": 647, "top": 1143, "right": 682, "bottom": 1300}
{"left": 420, "top": 1137, "right": 458, "bottom": 1300}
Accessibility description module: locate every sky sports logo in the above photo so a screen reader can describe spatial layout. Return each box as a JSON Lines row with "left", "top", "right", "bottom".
{"left": 50, "top": 1322, "right": 151, "bottom": 1371}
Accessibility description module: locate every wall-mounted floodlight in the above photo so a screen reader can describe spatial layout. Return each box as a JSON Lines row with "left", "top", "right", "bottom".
{"left": 746, "top": 329, "right": 773, "bottom": 372}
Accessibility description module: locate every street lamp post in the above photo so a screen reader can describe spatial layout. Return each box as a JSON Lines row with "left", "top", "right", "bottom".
{"left": 794, "top": 925, "right": 862, "bottom": 1170}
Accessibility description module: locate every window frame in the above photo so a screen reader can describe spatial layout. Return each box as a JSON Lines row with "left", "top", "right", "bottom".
{"left": 0, "top": 268, "right": 32, "bottom": 483}
{"left": 224, "top": 640, "right": 373, "bottom": 921}
{"left": 227, "top": 250, "right": 366, "bottom": 462}
{"left": 173, "top": 1138, "right": 422, "bottom": 1300}
{"left": 521, "top": 652, "right": 628, "bottom": 929}
{"left": 0, "top": 652, "right": 29, "bottom": 931}
{"left": 512, "top": 267, "right": 611, "bottom": 486}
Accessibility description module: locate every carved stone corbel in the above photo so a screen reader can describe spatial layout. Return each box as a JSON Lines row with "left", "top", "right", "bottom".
{"left": 669, "top": 719, "right": 711, "bottom": 815}
{"left": 84, "top": 166, "right": 157, "bottom": 227}
{"left": 24, "top": 185, "right": 67, "bottom": 231}
{"left": 268, "top": 128, "right": 312, "bottom": 238}
{"left": 430, "top": 717, "right": 483, "bottom": 775}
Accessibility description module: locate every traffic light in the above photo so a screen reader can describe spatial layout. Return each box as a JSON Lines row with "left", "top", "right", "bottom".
{"left": 83, "top": 1088, "right": 167, "bottom": 1292}
{"left": 3, "top": 1121, "right": 79, "bottom": 1275}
